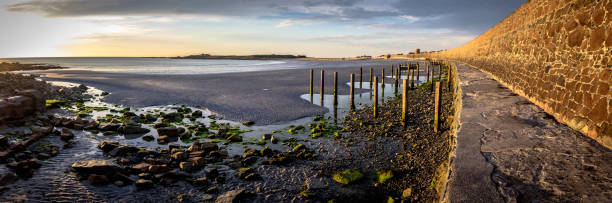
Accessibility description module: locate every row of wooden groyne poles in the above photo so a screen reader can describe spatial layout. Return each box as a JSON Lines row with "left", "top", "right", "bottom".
{"left": 308, "top": 60, "right": 456, "bottom": 132}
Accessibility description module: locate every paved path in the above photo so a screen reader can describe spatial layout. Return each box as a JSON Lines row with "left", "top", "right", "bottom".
{"left": 448, "top": 63, "right": 612, "bottom": 202}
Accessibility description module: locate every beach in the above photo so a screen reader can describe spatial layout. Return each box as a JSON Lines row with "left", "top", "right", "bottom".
{"left": 26, "top": 59, "right": 407, "bottom": 125}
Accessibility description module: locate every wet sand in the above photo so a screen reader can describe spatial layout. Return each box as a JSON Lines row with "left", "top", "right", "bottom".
{"left": 30, "top": 60, "right": 409, "bottom": 125}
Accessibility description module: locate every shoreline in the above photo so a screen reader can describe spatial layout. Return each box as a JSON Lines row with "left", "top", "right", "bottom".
{"left": 22, "top": 60, "right": 407, "bottom": 125}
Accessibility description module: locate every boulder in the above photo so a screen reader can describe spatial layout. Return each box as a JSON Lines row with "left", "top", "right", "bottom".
{"left": 179, "top": 162, "right": 193, "bottom": 172}
{"left": 131, "top": 163, "right": 152, "bottom": 173}
{"left": 88, "top": 174, "right": 109, "bottom": 185}
{"left": 332, "top": 169, "right": 364, "bottom": 184}
{"left": 99, "top": 123, "right": 120, "bottom": 132}
{"left": 118, "top": 124, "right": 150, "bottom": 134}
{"left": 98, "top": 140, "right": 120, "bottom": 152}
{"left": 0, "top": 172, "right": 18, "bottom": 186}
{"left": 142, "top": 135, "right": 155, "bottom": 142}
{"left": 171, "top": 152, "right": 188, "bottom": 160}
{"left": 148, "top": 164, "right": 169, "bottom": 174}
{"left": 162, "top": 113, "right": 183, "bottom": 121}
{"left": 135, "top": 179, "right": 153, "bottom": 189}
{"left": 189, "top": 157, "right": 206, "bottom": 168}
{"left": 60, "top": 128, "right": 75, "bottom": 141}
{"left": 191, "top": 110, "right": 203, "bottom": 117}
{"left": 157, "top": 127, "right": 181, "bottom": 137}
{"left": 71, "top": 159, "right": 120, "bottom": 175}
{"left": 216, "top": 189, "right": 248, "bottom": 203}
{"left": 108, "top": 146, "right": 140, "bottom": 157}
{"left": 227, "top": 134, "right": 242, "bottom": 142}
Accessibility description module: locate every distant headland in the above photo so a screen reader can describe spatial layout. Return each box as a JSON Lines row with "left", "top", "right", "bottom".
{"left": 171, "top": 53, "right": 307, "bottom": 60}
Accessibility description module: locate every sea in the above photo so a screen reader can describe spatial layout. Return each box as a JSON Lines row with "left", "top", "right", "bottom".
{"left": 0, "top": 57, "right": 405, "bottom": 75}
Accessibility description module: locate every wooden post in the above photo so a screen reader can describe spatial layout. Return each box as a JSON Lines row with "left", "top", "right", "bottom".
{"left": 426, "top": 62, "right": 430, "bottom": 82}
{"left": 416, "top": 63, "right": 420, "bottom": 84}
{"left": 369, "top": 67, "right": 373, "bottom": 89}
{"left": 373, "top": 76, "right": 378, "bottom": 118}
{"left": 320, "top": 70, "right": 324, "bottom": 104}
{"left": 402, "top": 79, "right": 407, "bottom": 127}
{"left": 410, "top": 67, "right": 415, "bottom": 89}
{"left": 360, "top": 67, "right": 363, "bottom": 89}
{"left": 438, "top": 64, "right": 442, "bottom": 81}
{"left": 434, "top": 82, "right": 440, "bottom": 132}
{"left": 381, "top": 68, "right": 385, "bottom": 87}
{"left": 350, "top": 73, "right": 355, "bottom": 111}
{"left": 391, "top": 65, "right": 394, "bottom": 78}
{"left": 333, "top": 72, "right": 338, "bottom": 105}
{"left": 431, "top": 67, "right": 434, "bottom": 92}
{"left": 394, "top": 66, "right": 399, "bottom": 95}
{"left": 309, "top": 69, "right": 313, "bottom": 95}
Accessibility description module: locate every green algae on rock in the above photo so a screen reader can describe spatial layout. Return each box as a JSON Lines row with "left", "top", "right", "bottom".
{"left": 332, "top": 169, "right": 364, "bottom": 184}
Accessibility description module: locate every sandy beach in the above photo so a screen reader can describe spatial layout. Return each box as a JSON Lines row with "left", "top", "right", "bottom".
{"left": 30, "top": 60, "right": 408, "bottom": 125}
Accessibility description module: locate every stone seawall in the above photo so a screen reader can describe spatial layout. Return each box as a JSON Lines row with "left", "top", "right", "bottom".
{"left": 414, "top": 0, "right": 612, "bottom": 147}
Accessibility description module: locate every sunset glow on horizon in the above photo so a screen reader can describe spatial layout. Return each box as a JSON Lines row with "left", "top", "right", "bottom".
{"left": 0, "top": 0, "right": 524, "bottom": 58}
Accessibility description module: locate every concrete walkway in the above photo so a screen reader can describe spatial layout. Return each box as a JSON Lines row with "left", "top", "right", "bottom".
{"left": 448, "top": 63, "right": 612, "bottom": 202}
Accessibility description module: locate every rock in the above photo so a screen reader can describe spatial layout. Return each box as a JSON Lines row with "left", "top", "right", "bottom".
{"left": 118, "top": 124, "right": 150, "bottom": 134}
{"left": 209, "top": 151, "right": 228, "bottom": 159}
{"left": 216, "top": 189, "right": 248, "bottom": 203}
{"left": 71, "top": 159, "right": 120, "bottom": 175}
{"left": 332, "top": 169, "right": 364, "bottom": 184}
{"left": 227, "top": 134, "right": 242, "bottom": 142}
{"left": 108, "top": 146, "right": 140, "bottom": 157}
{"left": 376, "top": 169, "right": 394, "bottom": 183}
{"left": 216, "top": 128, "right": 228, "bottom": 138}
{"left": 189, "top": 157, "right": 206, "bottom": 168}
{"left": 268, "top": 155, "right": 289, "bottom": 165}
{"left": 135, "top": 179, "right": 153, "bottom": 189}
{"left": 207, "top": 186, "right": 219, "bottom": 193}
{"left": 402, "top": 188, "right": 412, "bottom": 198}
{"left": 242, "top": 149, "right": 259, "bottom": 158}
{"left": 157, "top": 135, "right": 169, "bottom": 144}
{"left": 88, "top": 174, "right": 109, "bottom": 185}
{"left": 241, "top": 156, "right": 257, "bottom": 165}
{"left": 180, "top": 132, "right": 192, "bottom": 140}
{"left": 142, "top": 135, "right": 155, "bottom": 142}
{"left": 241, "top": 121, "right": 255, "bottom": 126}
{"left": 270, "top": 135, "right": 277, "bottom": 144}
{"left": 0, "top": 135, "right": 8, "bottom": 149}
{"left": 113, "top": 172, "right": 135, "bottom": 185}
{"left": 31, "top": 126, "right": 52, "bottom": 135}
{"left": 292, "top": 144, "right": 305, "bottom": 152}
{"left": 157, "top": 127, "right": 181, "bottom": 137}
{"left": 179, "top": 162, "right": 193, "bottom": 172}
{"left": 205, "top": 168, "right": 219, "bottom": 178}
{"left": 0, "top": 172, "right": 18, "bottom": 186}
{"left": 131, "top": 163, "right": 152, "bottom": 173}
{"left": 171, "top": 152, "right": 188, "bottom": 160}
{"left": 60, "top": 128, "right": 75, "bottom": 141}
{"left": 99, "top": 123, "right": 120, "bottom": 132}
{"left": 98, "top": 140, "right": 120, "bottom": 152}
{"left": 148, "top": 164, "right": 169, "bottom": 174}
{"left": 36, "top": 153, "right": 50, "bottom": 160}
{"left": 114, "top": 180, "right": 125, "bottom": 187}
{"left": 84, "top": 122, "right": 99, "bottom": 130}
{"left": 262, "top": 134, "right": 272, "bottom": 140}
{"left": 15, "top": 159, "right": 42, "bottom": 177}
{"left": 153, "top": 123, "right": 167, "bottom": 129}
{"left": 188, "top": 142, "right": 218, "bottom": 152}
{"left": 191, "top": 110, "right": 203, "bottom": 118}
{"left": 162, "top": 113, "right": 184, "bottom": 121}
{"left": 260, "top": 147, "right": 272, "bottom": 157}
{"left": 193, "top": 177, "right": 208, "bottom": 186}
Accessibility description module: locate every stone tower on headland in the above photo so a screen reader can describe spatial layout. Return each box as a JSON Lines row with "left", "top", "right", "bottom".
{"left": 417, "top": 0, "right": 612, "bottom": 147}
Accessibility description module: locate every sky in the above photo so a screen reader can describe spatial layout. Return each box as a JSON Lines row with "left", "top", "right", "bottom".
{"left": 0, "top": 0, "right": 525, "bottom": 58}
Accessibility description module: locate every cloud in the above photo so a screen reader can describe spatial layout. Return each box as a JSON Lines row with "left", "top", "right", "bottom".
{"left": 4, "top": 0, "right": 525, "bottom": 33}
{"left": 398, "top": 15, "right": 420, "bottom": 23}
